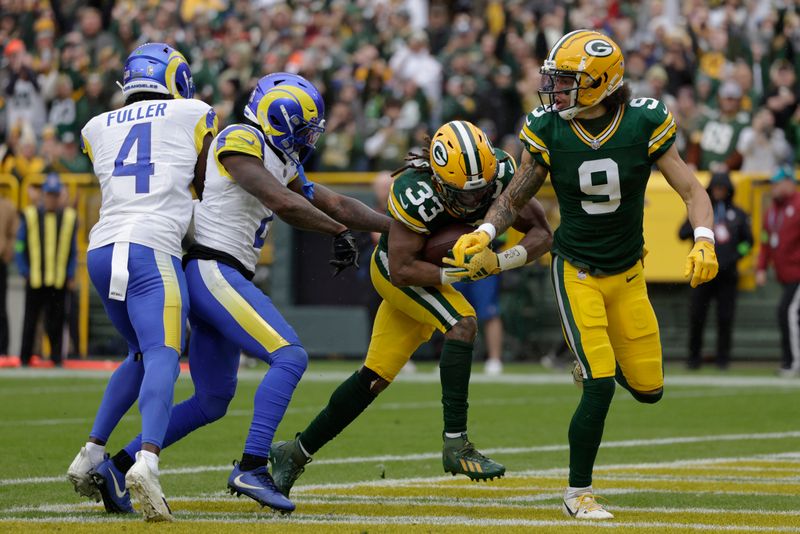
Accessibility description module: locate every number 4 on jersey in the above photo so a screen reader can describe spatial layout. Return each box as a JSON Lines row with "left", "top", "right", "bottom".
{"left": 113, "top": 122, "right": 155, "bottom": 194}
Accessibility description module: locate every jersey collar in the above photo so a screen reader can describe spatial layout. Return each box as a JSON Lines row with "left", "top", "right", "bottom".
{"left": 568, "top": 105, "right": 625, "bottom": 150}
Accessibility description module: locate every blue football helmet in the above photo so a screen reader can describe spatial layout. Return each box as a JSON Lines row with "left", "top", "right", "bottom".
{"left": 243, "top": 73, "right": 326, "bottom": 166}
{"left": 121, "top": 43, "right": 195, "bottom": 99}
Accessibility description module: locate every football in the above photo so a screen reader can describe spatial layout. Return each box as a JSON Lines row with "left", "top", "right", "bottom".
{"left": 421, "top": 222, "right": 475, "bottom": 266}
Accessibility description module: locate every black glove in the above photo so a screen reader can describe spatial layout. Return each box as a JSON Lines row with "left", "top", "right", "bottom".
{"left": 330, "top": 229, "right": 359, "bottom": 276}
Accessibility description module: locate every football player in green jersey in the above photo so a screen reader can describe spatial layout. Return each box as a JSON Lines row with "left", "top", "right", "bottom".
{"left": 269, "top": 120, "right": 553, "bottom": 498}
{"left": 451, "top": 30, "right": 720, "bottom": 519}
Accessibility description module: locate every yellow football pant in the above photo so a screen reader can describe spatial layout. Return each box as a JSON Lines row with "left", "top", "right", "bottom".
{"left": 550, "top": 255, "right": 663, "bottom": 392}
{"left": 366, "top": 249, "right": 475, "bottom": 382}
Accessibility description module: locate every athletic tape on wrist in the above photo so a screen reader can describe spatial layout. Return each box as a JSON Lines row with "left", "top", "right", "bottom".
{"left": 497, "top": 245, "right": 528, "bottom": 271}
{"left": 693, "top": 226, "right": 715, "bottom": 244}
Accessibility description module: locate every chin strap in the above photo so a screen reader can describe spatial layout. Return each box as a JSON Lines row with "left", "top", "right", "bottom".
{"left": 296, "top": 164, "right": 315, "bottom": 200}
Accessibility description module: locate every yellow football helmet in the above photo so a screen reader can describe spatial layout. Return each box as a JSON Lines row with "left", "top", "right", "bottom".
{"left": 430, "top": 120, "right": 498, "bottom": 217}
{"left": 539, "top": 30, "right": 625, "bottom": 120}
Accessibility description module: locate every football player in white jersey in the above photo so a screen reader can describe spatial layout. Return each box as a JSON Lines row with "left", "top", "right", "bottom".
{"left": 86, "top": 73, "right": 390, "bottom": 514}
{"left": 66, "top": 43, "right": 218, "bottom": 522}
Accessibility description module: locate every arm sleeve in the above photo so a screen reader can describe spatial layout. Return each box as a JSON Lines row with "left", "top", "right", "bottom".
{"left": 194, "top": 107, "right": 219, "bottom": 154}
{"left": 386, "top": 180, "right": 429, "bottom": 234}
{"left": 518, "top": 110, "right": 551, "bottom": 168}
{"left": 646, "top": 102, "right": 677, "bottom": 163}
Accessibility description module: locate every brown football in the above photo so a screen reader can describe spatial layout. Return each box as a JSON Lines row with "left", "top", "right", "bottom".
{"left": 421, "top": 222, "right": 475, "bottom": 267}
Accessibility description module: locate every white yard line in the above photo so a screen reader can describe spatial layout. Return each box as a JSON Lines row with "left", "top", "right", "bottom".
{"left": 3, "top": 368, "right": 800, "bottom": 388}
{"left": 2, "top": 439, "right": 798, "bottom": 488}
{"left": 0, "top": 512, "right": 798, "bottom": 531}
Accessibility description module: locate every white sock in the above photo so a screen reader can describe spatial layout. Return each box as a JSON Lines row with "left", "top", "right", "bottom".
{"left": 444, "top": 432, "right": 464, "bottom": 439}
{"left": 565, "top": 485, "right": 592, "bottom": 500}
{"left": 139, "top": 450, "right": 160, "bottom": 475}
{"left": 84, "top": 442, "right": 105, "bottom": 467}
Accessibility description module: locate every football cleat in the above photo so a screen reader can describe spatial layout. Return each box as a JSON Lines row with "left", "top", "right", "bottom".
{"left": 572, "top": 361, "right": 584, "bottom": 389}
{"left": 66, "top": 447, "right": 102, "bottom": 502}
{"left": 91, "top": 458, "right": 134, "bottom": 514}
{"left": 563, "top": 493, "right": 614, "bottom": 519}
{"left": 227, "top": 461, "right": 295, "bottom": 513}
{"left": 442, "top": 433, "right": 505, "bottom": 481}
{"left": 269, "top": 438, "right": 312, "bottom": 497}
{"left": 125, "top": 452, "right": 172, "bottom": 522}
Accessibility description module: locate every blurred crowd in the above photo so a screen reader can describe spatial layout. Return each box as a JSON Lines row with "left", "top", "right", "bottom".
{"left": 1, "top": 0, "right": 800, "bottom": 180}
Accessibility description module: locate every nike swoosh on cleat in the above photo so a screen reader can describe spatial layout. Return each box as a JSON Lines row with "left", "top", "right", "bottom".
{"left": 233, "top": 474, "right": 266, "bottom": 491}
{"left": 109, "top": 469, "right": 126, "bottom": 499}
{"left": 626, "top": 274, "right": 638, "bottom": 283}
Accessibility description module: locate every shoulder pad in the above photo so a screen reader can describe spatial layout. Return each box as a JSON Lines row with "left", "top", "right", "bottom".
{"left": 215, "top": 124, "right": 265, "bottom": 160}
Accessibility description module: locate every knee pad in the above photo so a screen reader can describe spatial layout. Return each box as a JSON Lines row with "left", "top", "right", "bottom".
{"left": 270, "top": 344, "right": 309, "bottom": 379}
{"left": 358, "top": 366, "right": 390, "bottom": 395}
{"left": 196, "top": 391, "right": 233, "bottom": 423}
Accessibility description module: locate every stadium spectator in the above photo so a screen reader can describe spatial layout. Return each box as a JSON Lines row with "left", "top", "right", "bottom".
{"left": 737, "top": 108, "right": 792, "bottom": 174}
{"left": 756, "top": 167, "right": 800, "bottom": 377}
{"left": 4, "top": 39, "right": 46, "bottom": 137}
{"left": 686, "top": 81, "right": 750, "bottom": 172}
{"left": 2, "top": 125, "right": 45, "bottom": 181}
{"left": 680, "top": 172, "right": 753, "bottom": 370}
{"left": 15, "top": 173, "right": 77, "bottom": 366}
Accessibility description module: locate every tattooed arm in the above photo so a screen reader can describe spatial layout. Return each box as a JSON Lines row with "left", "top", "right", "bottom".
{"left": 288, "top": 179, "right": 392, "bottom": 233}
{"left": 451, "top": 151, "right": 549, "bottom": 263}
{"left": 484, "top": 150, "right": 549, "bottom": 234}
{"left": 222, "top": 154, "right": 347, "bottom": 236}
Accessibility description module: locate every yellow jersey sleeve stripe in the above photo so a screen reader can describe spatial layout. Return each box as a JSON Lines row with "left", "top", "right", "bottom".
{"left": 648, "top": 123, "right": 677, "bottom": 156}
{"left": 215, "top": 125, "right": 264, "bottom": 160}
{"left": 520, "top": 130, "right": 550, "bottom": 165}
{"left": 81, "top": 135, "right": 94, "bottom": 162}
{"left": 520, "top": 124, "right": 548, "bottom": 152}
{"left": 649, "top": 112, "right": 675, "bottom": 142}
{"left": 387, "top": 191, "right": 427, "bottom": 234}
{"left": 194, "top": 108, "right": 219, "bottom": 154}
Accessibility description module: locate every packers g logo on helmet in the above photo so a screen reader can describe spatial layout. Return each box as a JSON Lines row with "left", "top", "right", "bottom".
{"left": 539, "top": 30, "right": 624, "bottom": 120}
{"left": 429, "top": 121, "right": 498, "bottom": 217}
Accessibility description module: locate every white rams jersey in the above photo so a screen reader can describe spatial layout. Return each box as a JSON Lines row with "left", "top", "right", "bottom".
{"left": 192, "top": 124, "right": 297, "bottom": 273}
{"left": 82, "top": 98, "right": 218, "bottom": 257}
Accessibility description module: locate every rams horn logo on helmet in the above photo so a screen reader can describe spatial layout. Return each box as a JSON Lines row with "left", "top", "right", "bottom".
{"left": 432, "top": 140, "right": 448, "bottom": 167}
{"left": 584, "top": 39, "right": 613, "bottom": 57}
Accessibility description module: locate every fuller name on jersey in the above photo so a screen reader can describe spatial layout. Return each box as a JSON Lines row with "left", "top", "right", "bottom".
{"left": 377, "top": 148, "right": 516, "bottom": 255}
{"left": 192, "top": 123, "right": 297, "bottom": 275}
{"left": 82, "top": 98, "right": 218, "bottom": 257}
{"left": 519, "top": 97, "right": 676, "bottom": 274}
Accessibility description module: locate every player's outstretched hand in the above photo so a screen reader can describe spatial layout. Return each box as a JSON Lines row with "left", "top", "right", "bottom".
{"left": 451, "top": 230, "right": 492, "bottom": 266}
{"left": 443, "top": 248, "right": 500, "bottom": 281}
{"left": 330, "top": 230, "right": 359, "bottom": 276}
{"left": 684, "top": 241, "right": 718, "bottom": 288}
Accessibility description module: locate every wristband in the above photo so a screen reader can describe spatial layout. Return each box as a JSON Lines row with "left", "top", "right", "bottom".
{"left": 440, "top": 267, "right": 466, "bottom": 285}
{"left": 476, "top": 223, "right": 496, "bottom": 241}
{"left": 497, "top": 245, "right": 528, "bottom": 271}
{"left": 693, "top": 226, "right": 715, "bottom": 244}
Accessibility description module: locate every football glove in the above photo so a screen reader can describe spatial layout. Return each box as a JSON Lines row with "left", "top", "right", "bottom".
{"left": 451, "top": 230, "right": 492, "bottom": 266}
{"left": 684, "top": 240, "right": 718, "bottom": 288}
{"left": 330, "top": 230, "right": 359, "bottom": 276}
{"left": 443, "top": 248, "right": 501, "bottom": 281}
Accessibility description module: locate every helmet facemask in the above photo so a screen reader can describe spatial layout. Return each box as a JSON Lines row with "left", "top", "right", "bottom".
{"left": 431, "top": 168, "right": 498, "bottom": 218}
{"left": 539, "top": 60, "right": 601, "bottom": 120}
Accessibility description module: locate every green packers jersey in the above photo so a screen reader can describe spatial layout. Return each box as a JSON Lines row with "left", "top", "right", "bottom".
{"left": 377, "top": 148, "right": 517, "bottom": 253}
{"left": 519, "top": 97, "right": 677, "bottom": 274}
{"left": 692, "top": 110, "right": 750, "bottom": 171}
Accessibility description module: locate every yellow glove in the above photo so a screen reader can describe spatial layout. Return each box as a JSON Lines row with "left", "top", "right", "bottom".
{"left": 451, "top": 230, "right": 492, "bottom": 266}
{"left": 443, "top": 248, "right": 500, "bottom": 281}
{"left": 684, "top": 241, "right": 718, "bottom": 288}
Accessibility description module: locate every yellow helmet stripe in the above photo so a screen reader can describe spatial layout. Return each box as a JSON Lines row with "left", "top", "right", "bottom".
{"left": 449, "top": 121, "right": 481, "bottom": 177}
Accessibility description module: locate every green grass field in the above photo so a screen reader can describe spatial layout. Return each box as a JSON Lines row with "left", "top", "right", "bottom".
{"left": 1, "top": 361, "right": 799, "bottom": 533}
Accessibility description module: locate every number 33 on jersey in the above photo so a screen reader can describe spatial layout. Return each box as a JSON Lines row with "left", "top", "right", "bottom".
{"left": 519, "top": 97, "right": 676, "bottom": 274}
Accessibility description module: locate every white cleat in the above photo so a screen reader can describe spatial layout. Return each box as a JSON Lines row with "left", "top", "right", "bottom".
{"left": 484, "top": 359, "right": 503, "bottom": 376}
{"left": 563, "top": 493, "right": 614, "bottom": 519}
{"left": 125, "top": 452, "right": 173, "bottom": 522}
{"left": 67, "top": 447, "right": 101, "bottom": 502}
